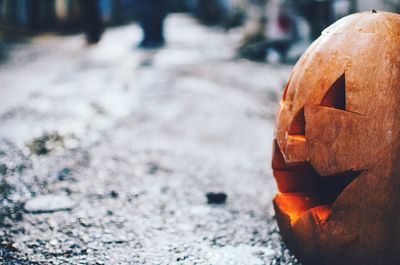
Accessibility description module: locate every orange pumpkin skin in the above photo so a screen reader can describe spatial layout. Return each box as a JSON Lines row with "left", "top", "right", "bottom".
{"left": 272, "top": 11, "right": 400, "bottom": 265}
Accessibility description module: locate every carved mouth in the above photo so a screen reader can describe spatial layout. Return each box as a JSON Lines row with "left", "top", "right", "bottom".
{"left": 272, "top": 141, "right": 363, "bottom": 224}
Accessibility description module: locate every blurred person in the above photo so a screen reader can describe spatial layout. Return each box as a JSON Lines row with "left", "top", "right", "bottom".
{"left": 81, "top": 0, "right": 104, "bottom": 44}
{"left": 136, "top": 0, "right": 168, "bottom": 49}
{"left": 237, "top": 0, "right": 298, "bottom": 62}
{"left": 195, "top": 0, "right": 223, "bottom": 24}
{"left": 265, "top": 0, "right": 298, "bottom": 62}
{"left": 297, "top": 0, "right": 334, "bottom": 40}
{"left": 236, "top": 0, "right": 269, "bottom": 61}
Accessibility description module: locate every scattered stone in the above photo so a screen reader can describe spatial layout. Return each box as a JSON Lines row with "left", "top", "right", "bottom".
{"left": 78, "top": 217, "right": 92, "bottom": 227}
{"left": 160, "top": 186, "right": 169, "bottom": 194}
{"left": 0, "top": 179, "right": 12, "bottom": 198}
{"left": 110, "top": 190, "right": 119, "bottom": 198}
{"left": 90, "top": 102, "right": 107, "bottom": 115}
{"left": 147, "top": 162, "right": 159, "bottom": 175}
{"left": 57, "top": 168, "right": 72, "bottom": 181}
{"left": 0, "top": 241, "right": 19, "bottom": 252}
{"left": 24, "top": 195, "right": 76, "bottom": 213}
{"left": 139, "top": 57, "right": 154, "bottom": 68}
{"left": 0, "top": 164, "right": 7, "bottom": 175}
{"left": 49, "top": 239, "right": 58, "bottom": 246}
{"left": 27, "top": 132, "right": 64, "bottom": 155}
{"left": 206, "top": 192, "right": 227, "bottom": 204}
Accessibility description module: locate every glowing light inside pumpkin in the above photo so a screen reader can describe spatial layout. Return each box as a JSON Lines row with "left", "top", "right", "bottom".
{"left": 287, "top": 135, "right": 306, "bottom": 142}
{"left": 275, "top": 193, "right": 332, "bottom": 224}
{"left": 272, "top": 141, "right": 363, "bottom": 224}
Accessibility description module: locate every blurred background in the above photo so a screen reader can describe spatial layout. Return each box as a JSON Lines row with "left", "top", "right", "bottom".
{"left": 0, "top": 1, "right": 399, "bottom": 264}
{"left": 1, "top": 0, "right": 399, "bottom": 61}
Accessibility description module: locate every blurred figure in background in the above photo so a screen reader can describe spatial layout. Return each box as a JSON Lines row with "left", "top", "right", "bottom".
{"left": 237, "top": 0, "right": 298, "bottom": 62}
{"left": 81, "top": 0, "right": 104, "bottom": 44}
{"left": 195, "top": 0, "right": 223, "bottom": 24}
{"left": 236, "top": 0, "right": 269, "bottom": 61}
{"left": 297, "top": 0, "right": 334, "bottom": 40}
{"left": 136, "top": 0, "right": 168, "bottom": 48}
{"left": 265, "top": 0, "right": 298, "bottom": 62}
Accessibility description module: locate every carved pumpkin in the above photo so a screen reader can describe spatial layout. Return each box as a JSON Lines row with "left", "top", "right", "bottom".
{"left": 272, "top": 11, "right": 400, "bottom": 265}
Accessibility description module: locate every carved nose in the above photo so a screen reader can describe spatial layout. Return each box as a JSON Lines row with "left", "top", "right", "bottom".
{"left": 278, "top": 73, "right": 347, "bottom": 164}
{"left": 284, "top": 107, "right": 308, "bottom": 162}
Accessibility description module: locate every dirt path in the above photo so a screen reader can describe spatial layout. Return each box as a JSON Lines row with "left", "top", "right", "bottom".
{"left": 0, "top": 15, "right": 297, "bottom": 265}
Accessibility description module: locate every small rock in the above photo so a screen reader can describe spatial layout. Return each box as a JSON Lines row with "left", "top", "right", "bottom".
{"left": 49, "top": 239, "right": 58, "bottom": 246}
{"left": 206, "top": 192, "right": 227, "bottom": 204}
{"left": 57, "top": 168, "right": 72, "bottom": 181}
{"left": 27, "top": 132, "right": 64, "bottom": 156}
{"left": 110, "top": 190, "right": 119, "bottom": 198}
{"left": 0, "top": 164, "right": 7, "bottom": 175}
{"left": 24, "top": 195, "right": 76, "bottom": 213}
{"left": 147, "top": 162, "right": 159, "bottom": 175}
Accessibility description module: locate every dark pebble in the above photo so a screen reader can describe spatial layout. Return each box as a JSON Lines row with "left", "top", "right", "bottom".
{"left": 206, "top": 192, "right": 227, "bottom": 204}
{"left": 0, "top": 164, "right": 7, "bottom": 175}
{"left": 110, "top": 190, "right": 119, "bottom": 198}
{"left": 57, "top": 168, "right": 72, "bottom": 181}
{"left": 147, "top": 162, "right": 159, "bottom": 175}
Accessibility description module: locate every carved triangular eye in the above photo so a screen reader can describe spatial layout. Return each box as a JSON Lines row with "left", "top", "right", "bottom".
{"left": 320, "top": 73, "right": 346, "bottom": 110}
{"left": 288, "top": 107, "right": 305, "bottom": 136}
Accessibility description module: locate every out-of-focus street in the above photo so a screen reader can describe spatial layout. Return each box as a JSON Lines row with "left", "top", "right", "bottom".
{"left": 0, "top": 14, "right": 296, "bottom": 264}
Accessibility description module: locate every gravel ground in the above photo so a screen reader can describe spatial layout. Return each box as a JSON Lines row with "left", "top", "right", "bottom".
{"left": 0, "top": 15, "right": 299, "bottom": 265}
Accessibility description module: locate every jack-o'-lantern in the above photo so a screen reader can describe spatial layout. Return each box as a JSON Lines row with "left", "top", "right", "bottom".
{"left": 272, "top": 11, "right": 400, "bottom": 265}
